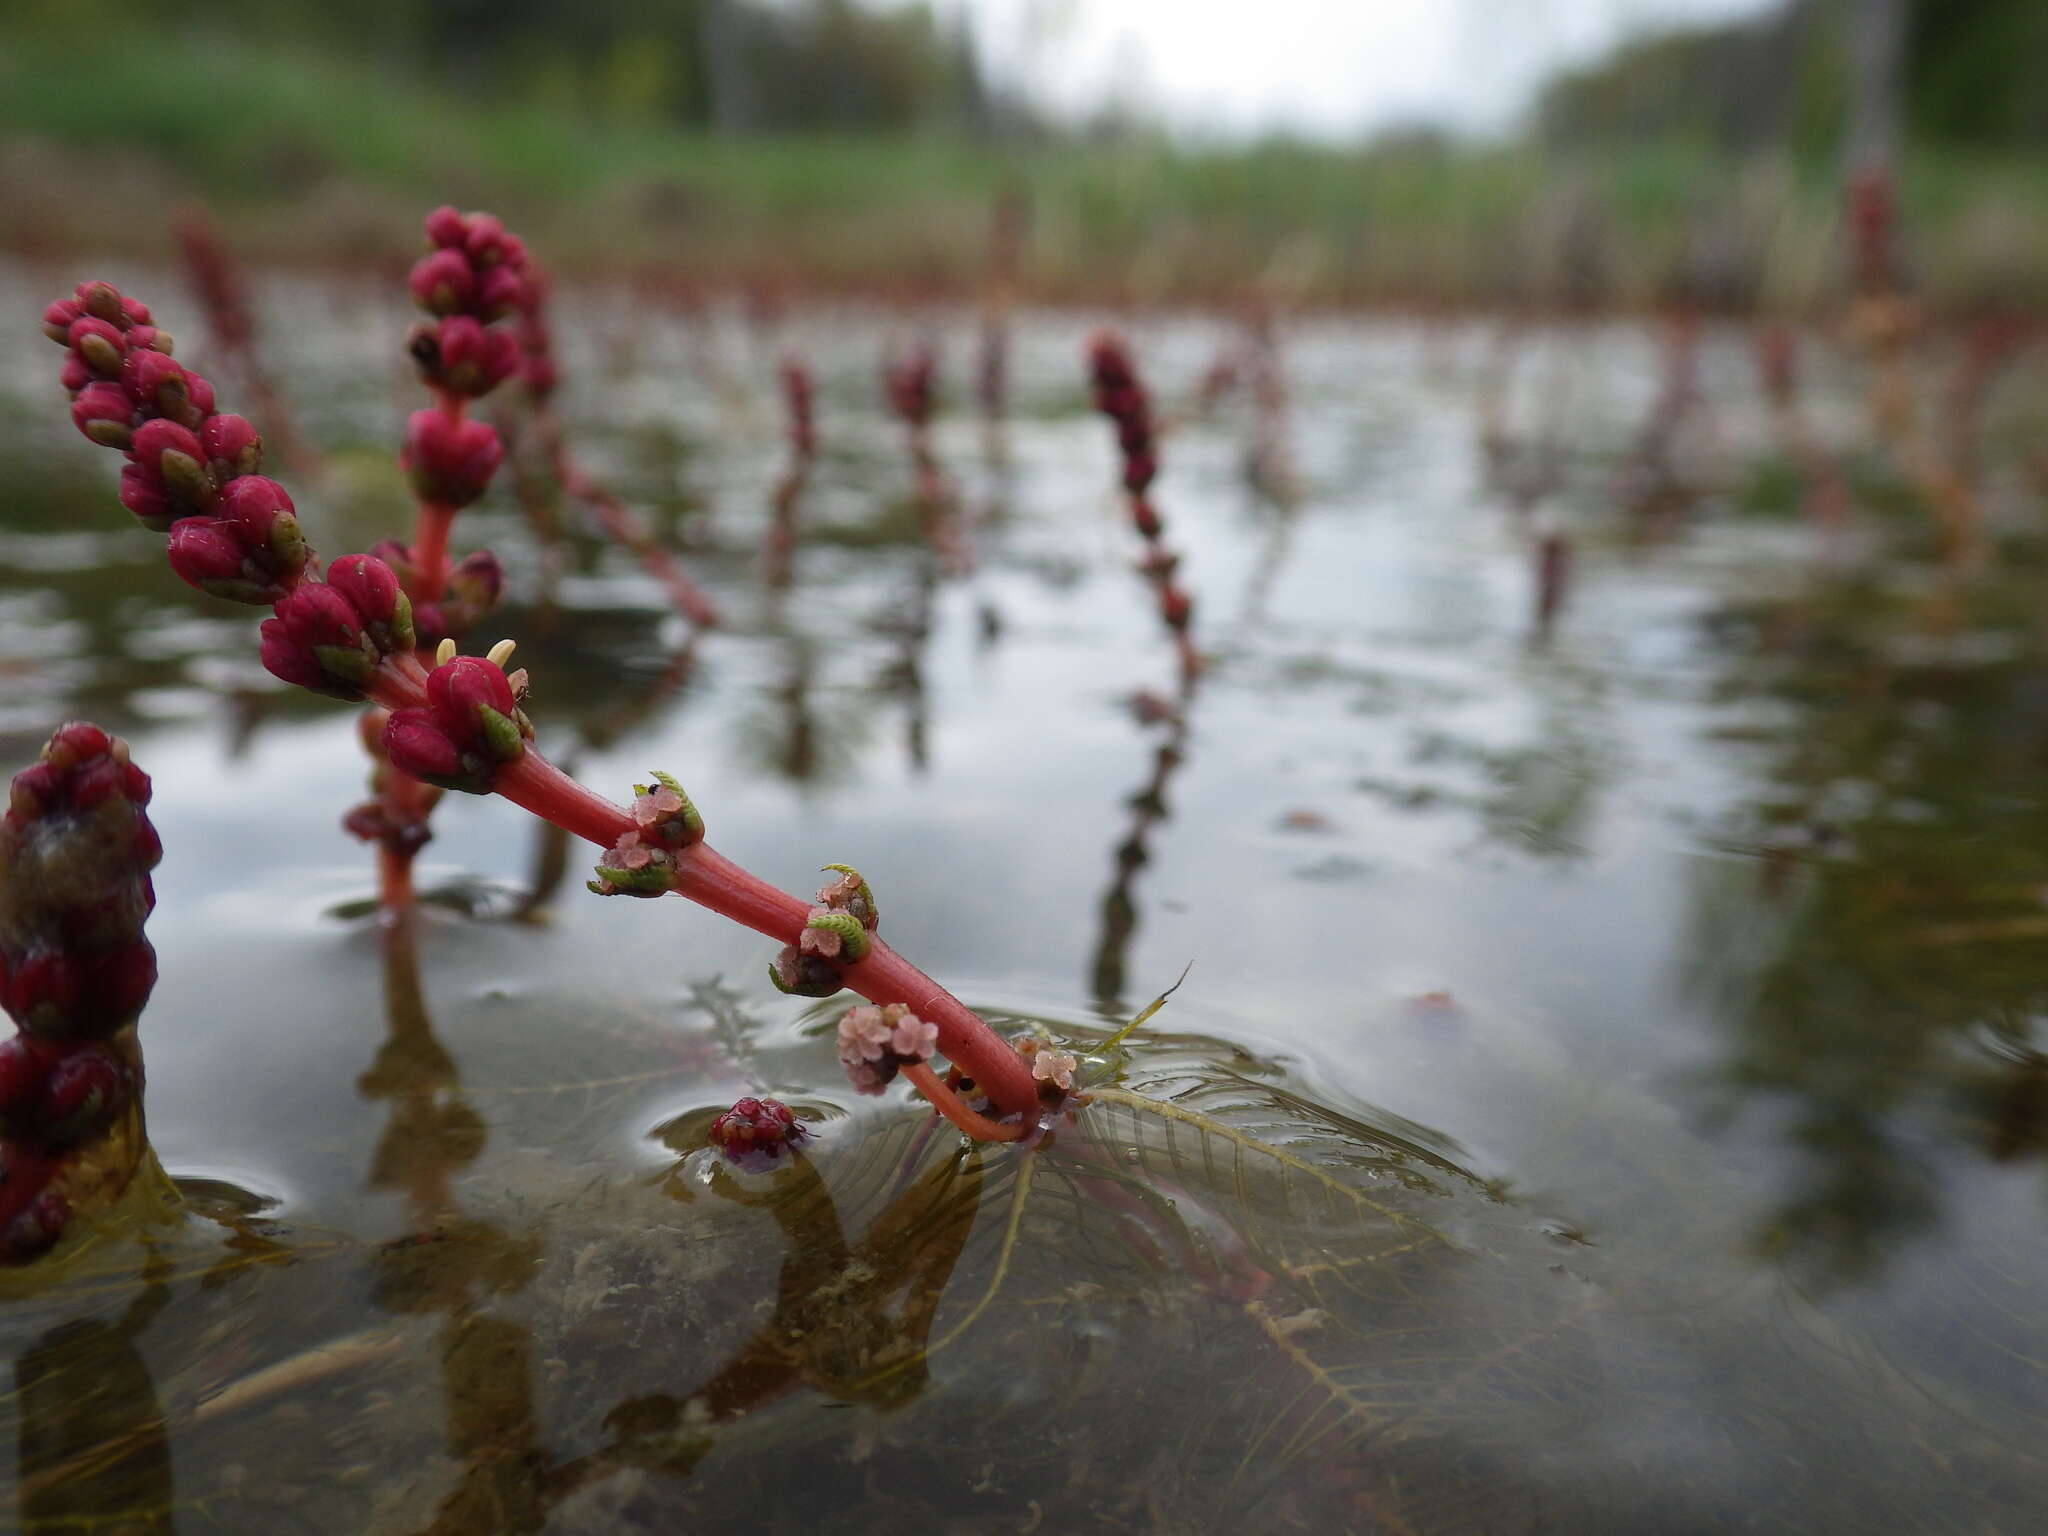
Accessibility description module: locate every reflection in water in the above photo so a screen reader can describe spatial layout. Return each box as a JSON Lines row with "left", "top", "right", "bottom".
{"left": 1090, "top": 701, "right": 1187, "bottom": 1011}
{"left": 13, "top": 1252, "right": 175, "bottom": 1532}
{"left": 362, "top": 917, "right": 549, "bottom": 1534}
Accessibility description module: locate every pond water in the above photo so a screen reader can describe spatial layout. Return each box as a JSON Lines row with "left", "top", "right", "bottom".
{"left": 1, "top": 264, "right": 2045, "bottom": 1532}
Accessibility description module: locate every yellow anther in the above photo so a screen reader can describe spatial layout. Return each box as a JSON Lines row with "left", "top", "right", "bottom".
{"left": 487, "top": 638, "right": 517, "bottom": 670}
{"left": 434, "top": 638, "right": 457, "bottom": 666}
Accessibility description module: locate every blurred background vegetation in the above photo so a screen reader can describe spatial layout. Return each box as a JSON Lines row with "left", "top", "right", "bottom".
{"left": 4, "top": 0, "right": 2046, "bottom": 308}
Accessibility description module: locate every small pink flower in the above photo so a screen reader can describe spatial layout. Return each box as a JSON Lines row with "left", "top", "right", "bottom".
{"left": 799, "top": 920, "right": 842, "bottom": 960}
{"left": 889, "top": 1012, "right": 938, "bottom": 1061}
{"left": 1030, "top": 1048, "right": 1077, "bottom": 1092}
{"left": 632, "top": 785, "right": 684, "bottom": 829}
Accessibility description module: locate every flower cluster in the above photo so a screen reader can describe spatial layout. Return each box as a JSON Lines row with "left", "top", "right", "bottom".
{"left": 400, "top": 208, "right": 531, "bottom": 509}
{"left": 588, "top": 771, "right": 705, "bottom": 897}
{"left": 769, "top": 866, "right": 880, "bottom": 997}
{"left": 367, "top": 540, "right": 504, "bottom": 647}
{"left": 381, "top": 646, "right": 533, "bottom": 794}
{"left": 1015, "top": 1035, "right": 1079, "bottom": 1099}
{"left": 836, "top": 1003, "right": 938, "bottom": 1095}
{"left": 707, "top": 1096, "right": 809, "bottom": 1166}
{"left": 0, "top": 724, "right": 159, "bottom": 1260}
{"left": 1087, "top": 331, "right": 1198, "bottom": 669}
{"left": 258, "top": 554, "right": 418, "bottom": 700}
{"left": 45, "top": 280, "right": 309, "bottom": 606}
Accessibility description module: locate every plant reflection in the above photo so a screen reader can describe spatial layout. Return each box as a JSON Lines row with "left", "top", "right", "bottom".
{"left": 1684, "top": 552, "right": 2048, "bottom": 1287}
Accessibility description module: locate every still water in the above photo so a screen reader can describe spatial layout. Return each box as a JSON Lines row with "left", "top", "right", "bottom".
{"left": 0, "top": 265, "right": 2044, "bottom": 1531}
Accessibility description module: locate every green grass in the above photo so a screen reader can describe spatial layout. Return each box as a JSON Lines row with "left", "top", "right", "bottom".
{"left": 7, "top": 21, "right": 2048, "bottom": 309}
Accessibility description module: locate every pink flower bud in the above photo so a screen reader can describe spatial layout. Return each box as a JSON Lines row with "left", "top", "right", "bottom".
{"left": 120, "top": 347, "right": 187, "bottom": 413}
{"left": 428, "top": 654, "right": 517, "bottom": 727}
{"left": 183, "top": 370, "right": 217, "bottom": 420}
{"left": 124, "top": 324, "right": 170, "bottom": 355}
{"left": 2, "top": 1188, "right": 70, "bottom": 1263}
{"left": 67, "top": 316, "right": 126, "bottom": 378}
{"left": 118, "top": 462, "right": 174, "bottom": 532}
{"left": 166, "top": 518, "right": 257, "bottom": 600}
{"left": 74, "top": 281, "right": 125, "bottom": 324}
{"left": 445, "top": 549, "right": 504, "bottom": 611}
{"left": 70, "top": 382, "right": 135, "bottom": 448}
{"left": 387, "top": 656, "right": 528, "bottom": 792}
{"left": 419, "top": 316, "right": 521, "bottom": 397}
{"left": 424, "top": 205, "right": 470, "bottom": 249}
{"left": 40, "top": 1045, "right": 130, "bottom": 1148}
{"left": 201, "top": 414, "right": 264, "bottom": 478}
{"left": 325, "top": 554, "right": 414, "bottom": 653}
{"left": 380, "top": 709, "right": 466, "bottom": 789}
{"left": 41, "top": 298, "right": 83, "bottom": 345}
{"left": 1, "top": 952, "right": 79, "bottom": 1035}
{"left": 401, "top": 409, "right": 504, "bottom": 508}
{"left": 0, "top": 1035, "right": 54, "bottom": 1134}
{"left": 129, "top": 419, "right": 216, "bottom": 511}
{"left": 60, "top": 353, "right": 92, "bottom": 392}
{"left": 463, "top": 214, "right": 515, "bottom": 267}
{"left": 119, "top": 295, "right": 151, "bottom": 327}
{"left": 473, "top": 265, "right": 525, "bottom": 322}
{"left": 261, "top": 583, "right": 376, "bottom": 698}
{"left": 409, "top": 249, "right": 475, "bottom": 316}
{"left": 257, "top": 614, "right": 337, "bottom": 694}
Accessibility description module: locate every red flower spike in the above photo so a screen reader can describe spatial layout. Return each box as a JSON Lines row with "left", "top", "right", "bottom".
{"left": 0, "top": 722, "right": 161, "bottom": 1045}
{"left": 708, "top": 1096, "right": 809, "bottom": 1165}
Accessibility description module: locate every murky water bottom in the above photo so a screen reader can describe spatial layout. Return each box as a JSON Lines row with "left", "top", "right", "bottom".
{"left": 1, "top": 266, "right": 2045, "bottom": 1531}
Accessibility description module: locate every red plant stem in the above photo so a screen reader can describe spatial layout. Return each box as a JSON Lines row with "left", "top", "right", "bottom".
{"left": 568, "top": 468, "right": 721, "bottom": 630}
{"left": 377, "top": 842, "right": 416, "bottom": 911}
{"left": 410, "top": 502, "right": 458, "bottom": 604}
{"left": 461, "top": 725, "right": 1041, "bottom": 1118}
{"left": 901, "top": 1061, "right": 1027, "bottom": 1141}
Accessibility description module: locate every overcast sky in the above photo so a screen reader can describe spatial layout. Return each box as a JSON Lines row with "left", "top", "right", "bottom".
{"left": 958, "top": 0, "right": 1783, "bottom": 140}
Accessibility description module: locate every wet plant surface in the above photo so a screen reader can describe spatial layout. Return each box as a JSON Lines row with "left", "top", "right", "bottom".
{"left": 2, "top": 266, "right": 2047, "bottom": 1531}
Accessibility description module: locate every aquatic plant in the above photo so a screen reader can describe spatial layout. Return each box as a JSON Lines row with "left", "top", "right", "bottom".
{"left": 0, "top": 724, "right": 159, "bottom": 1261}
{"left": 1087, "top": 330, "right": 1200, "bottom": 686}
{"left": 43, "top": 266, "right": 1044, "bottom": 1134}
{"left": 763, "top": 353, "right": 817, "bottom": 588}
{"left": 883, "top": 341, "right": 970, "bottom": 575}
{"left": 515, "top": 265, "right": 722, "bottom": 628}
